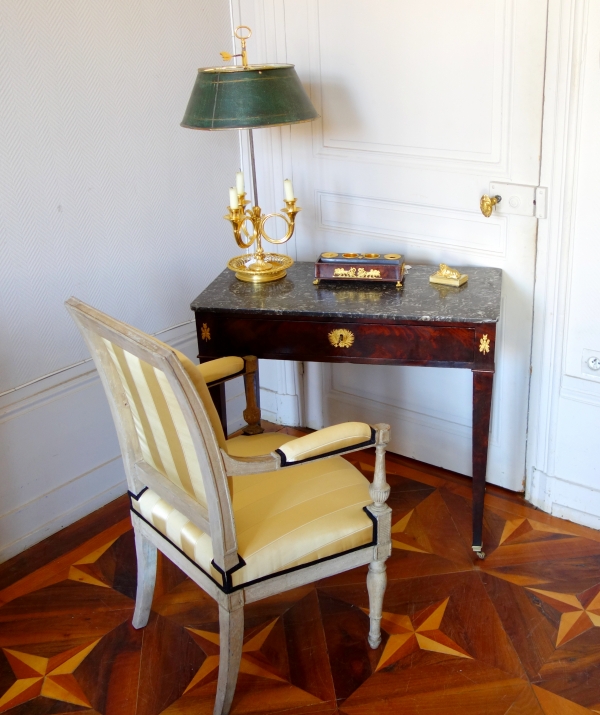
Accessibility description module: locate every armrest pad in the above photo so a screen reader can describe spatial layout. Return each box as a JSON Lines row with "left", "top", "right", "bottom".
{"left": 197, "top": 356, "right": 244, "bottom": 384}
{"left": 277, "top": 422, "right": 374, "bottom": 465}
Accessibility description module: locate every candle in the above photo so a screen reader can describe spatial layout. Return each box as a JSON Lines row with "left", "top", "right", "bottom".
{"left": 236, "top": 170, "right": 245, "bottom": 195}
{"left": 229, "top": 187, "right": 239, "bottom": 209}
{"left": 283, "top": 178, "right": 295, "bottom": 201}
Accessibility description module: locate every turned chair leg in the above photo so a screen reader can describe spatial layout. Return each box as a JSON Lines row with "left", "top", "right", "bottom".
{"left": 214, "top": 600, "right": 245, "bottom": 715}
{"left": 132, "top": 526, "right": 157, "bottom": 629}
{"left": 367, "top": 559, "right": 387, "bottom": 648}
{"left": 366, "top": 423, "right": 392, "bottom": 649}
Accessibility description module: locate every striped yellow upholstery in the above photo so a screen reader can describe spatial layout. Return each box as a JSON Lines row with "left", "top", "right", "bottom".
{"left": 132, "top": 442, "right": 373, "bottom": 587}
{"left": 104, "top": 339, "right": 209, "bottom": 507}
{"left": 131, "top": 431, "right": 374, "bottom": 589}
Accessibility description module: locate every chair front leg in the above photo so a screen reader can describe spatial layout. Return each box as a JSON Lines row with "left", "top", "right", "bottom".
{"left": 366, "top": 423, "right": 392, "bottom": 649}
{"left": 367, "top": 560, "right": 387, "bottom": 648}
{"left": 132, "top": 523, "right": 157, "bottom": 629}
{"left": 214, "top": 595, "right": 245, "bottom": 715}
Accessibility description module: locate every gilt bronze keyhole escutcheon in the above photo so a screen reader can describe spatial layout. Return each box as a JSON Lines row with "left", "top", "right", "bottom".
{"left": 328, "top": 329, "right": 355, "bottom": 348}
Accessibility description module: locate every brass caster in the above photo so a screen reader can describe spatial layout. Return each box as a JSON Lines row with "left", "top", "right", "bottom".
{"left": 313, "top": 279, "right": 320, "bottom": 285}
{"left": 396, "top": 281, "right": 402, "bottom": 289}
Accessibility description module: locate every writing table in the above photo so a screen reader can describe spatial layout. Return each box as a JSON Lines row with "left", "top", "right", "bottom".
{"left": 191, "top": 262, "right": 502, "bottom": 557}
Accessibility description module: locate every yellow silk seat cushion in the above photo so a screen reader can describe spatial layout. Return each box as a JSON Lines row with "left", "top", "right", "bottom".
{"left": 131, "top": 433, "right": 375, "bottom": 589}
{"left": 225, "top": 431, "right": 301, "bottom": 458}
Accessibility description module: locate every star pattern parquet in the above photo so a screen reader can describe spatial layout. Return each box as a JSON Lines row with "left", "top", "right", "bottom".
{"left": 2, "top": 428, "right": 600, "bottom": 714}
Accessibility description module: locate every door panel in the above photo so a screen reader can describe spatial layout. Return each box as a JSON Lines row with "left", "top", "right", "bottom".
{"left": 317, "top": 1, "right": 503, "bottom": 161}
{"left": 240, "top": 0, "right": 547, "bottom": 490}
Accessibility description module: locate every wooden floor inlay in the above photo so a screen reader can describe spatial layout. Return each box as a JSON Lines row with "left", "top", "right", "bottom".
{"left": 2, "top": 445, "right": 600, "bottom": 713}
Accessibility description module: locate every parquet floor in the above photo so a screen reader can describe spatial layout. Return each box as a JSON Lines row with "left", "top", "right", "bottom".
{"left": 2, "top": 426, "right": 600, "bottom": 714}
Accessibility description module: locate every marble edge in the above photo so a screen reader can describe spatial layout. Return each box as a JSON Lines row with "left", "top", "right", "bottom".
{"left": 189, "top": 304, "right": 500, "bottom": 323}
{"left": 190, "top": 264, "right": 503, "bottom": 323}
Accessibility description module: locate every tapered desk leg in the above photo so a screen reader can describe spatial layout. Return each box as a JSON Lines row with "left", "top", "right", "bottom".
{"left": 472, "top": 369, "right": 494, "bottom": 559}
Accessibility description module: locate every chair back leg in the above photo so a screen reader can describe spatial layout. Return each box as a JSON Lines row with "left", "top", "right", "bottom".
{"left": 214, "top": 598, "right": 245, "bottom": 715}
{"left": 132, "top": 524, "right": 158, "bottom": 629}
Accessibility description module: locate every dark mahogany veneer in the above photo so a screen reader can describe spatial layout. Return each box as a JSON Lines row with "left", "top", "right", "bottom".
{"left": 192, "top": 263, "right": 501, "bottom": 556}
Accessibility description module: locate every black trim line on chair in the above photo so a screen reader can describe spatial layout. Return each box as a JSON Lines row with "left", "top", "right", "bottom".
{"left": 131, "top": 507, "right": 225, "bottom": 590}
{"left": 275, "top": 427, "right": 377, "bottom": 468}
{"left": 210, "top": 556, "right": 247, "bottom": 592}
{"left": 128, "top": 486, "right": 148, "bottom": 502}
{"left": 363, "top": 505, "right": 378, "bottom": 544}
{"left": 129, "top": 503, "right": 378, "bottom": 595}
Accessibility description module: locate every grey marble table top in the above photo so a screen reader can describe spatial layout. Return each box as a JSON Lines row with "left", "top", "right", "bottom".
{"left": 191, "top": 262, "right": 502, "bottom": 324}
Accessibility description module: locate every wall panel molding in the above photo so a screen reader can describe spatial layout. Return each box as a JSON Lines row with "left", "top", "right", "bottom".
{"left": 526, "top": 0, "right": 600, "bottom": 527}
{"left": 0, "top": 0, "right": 241, "bottom": 561}
{"left": 318, "top": 192, "right": 506, "bottom": 256}
{"left": 306, "top": 0, "right": 514, "bottom": 174}
{"left": 0, "top": 0, "right": 238, "bottom": 393}
{"left": 0, "top": 319, "right": 248, "bottom": 564}
{"left": 527, "top": 0, "right": 589, "bottom": 480}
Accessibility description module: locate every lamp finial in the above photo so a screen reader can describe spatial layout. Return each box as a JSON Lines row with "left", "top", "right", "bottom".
{"left": 220, "top": 25, "right": 252, "bottom": 67}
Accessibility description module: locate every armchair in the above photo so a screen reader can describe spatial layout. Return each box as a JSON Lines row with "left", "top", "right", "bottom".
{"left": 66, "top": 298, "right": 392, "bottom": 715}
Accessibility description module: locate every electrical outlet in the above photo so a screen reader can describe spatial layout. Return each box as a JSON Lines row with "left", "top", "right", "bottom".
{"left": 582, "top": 349, "right": 600, "bottom": 379}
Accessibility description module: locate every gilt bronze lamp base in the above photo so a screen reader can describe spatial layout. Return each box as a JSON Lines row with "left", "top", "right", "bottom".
{"left": 227, "top": 253, "right": 293, "bottom": 283}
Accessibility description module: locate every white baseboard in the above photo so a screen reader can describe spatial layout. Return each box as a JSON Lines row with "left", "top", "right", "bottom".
{"left": 0, "top": 458, "right": 126, "bottom": 564}
{"left": 527, "top": 468, "right": 600, "bottom": 530}
{"left": 328, "top": 388, "right": 473, "bottom": 477}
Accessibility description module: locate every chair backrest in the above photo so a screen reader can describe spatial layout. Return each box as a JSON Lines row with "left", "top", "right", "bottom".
{"left": 65, "top": 297, "right": 239, "bottom": 573}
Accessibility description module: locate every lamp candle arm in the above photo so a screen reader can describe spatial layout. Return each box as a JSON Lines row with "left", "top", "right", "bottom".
{"left": 225, "top": 197, "right": 300, "bottom": 249}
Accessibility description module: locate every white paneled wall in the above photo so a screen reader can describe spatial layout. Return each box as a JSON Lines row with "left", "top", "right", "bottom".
{"left": 527, "top": 0, "right": 600, "bottom": 528}
{"left": 0, "top": 0, "right": 239, "bottom": 561}
{"left": 244, "top": 0, "right": 548, "bottom": 492}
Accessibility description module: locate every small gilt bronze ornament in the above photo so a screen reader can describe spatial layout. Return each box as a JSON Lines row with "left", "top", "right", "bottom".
{"left": 479, "top": 334, "right": 491, "bottom": 354}
{"left": 429, "top": 264, "right": 468, "bottom": 288}
{"left": 201, "top": 323, "right": 211, "bottom": 342}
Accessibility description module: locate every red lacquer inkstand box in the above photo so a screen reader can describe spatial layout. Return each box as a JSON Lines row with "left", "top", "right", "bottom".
{"left": 314, "top": 252, "right": 406, "bottom": 288}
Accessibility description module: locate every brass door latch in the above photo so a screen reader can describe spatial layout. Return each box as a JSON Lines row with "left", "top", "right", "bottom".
{"left": 480, "top": 194, "right": 502, "bottom": 218}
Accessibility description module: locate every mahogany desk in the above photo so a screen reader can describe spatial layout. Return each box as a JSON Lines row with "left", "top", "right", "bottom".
{"left": 191, "top": 262, "right": 502, "bottom": 557}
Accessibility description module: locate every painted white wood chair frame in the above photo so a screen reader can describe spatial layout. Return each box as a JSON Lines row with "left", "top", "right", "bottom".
{"left": 66, "top": 298, "right": 392, "bottom": 715}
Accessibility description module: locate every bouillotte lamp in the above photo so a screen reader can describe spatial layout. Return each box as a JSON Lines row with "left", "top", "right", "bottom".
{"left": 181, "top": 26, "right": 319, "bottom": 282}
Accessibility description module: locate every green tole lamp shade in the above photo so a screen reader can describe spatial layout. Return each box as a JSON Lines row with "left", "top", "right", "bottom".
{"left": 181, "top": 64, "right": 319, "bottom": 130}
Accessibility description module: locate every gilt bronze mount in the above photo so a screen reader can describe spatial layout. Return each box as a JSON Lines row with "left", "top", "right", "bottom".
{"left": 429, "top": 264, "right": 468, "bottom": 288}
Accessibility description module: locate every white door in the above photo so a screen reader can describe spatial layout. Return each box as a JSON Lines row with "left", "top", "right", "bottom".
{"left": 236, "top": 0, "right": 548, "bottom": 491}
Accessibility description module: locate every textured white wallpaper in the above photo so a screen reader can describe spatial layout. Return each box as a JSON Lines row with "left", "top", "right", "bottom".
{"left": 0, "top": 0, "right": 238, "bottom": 391}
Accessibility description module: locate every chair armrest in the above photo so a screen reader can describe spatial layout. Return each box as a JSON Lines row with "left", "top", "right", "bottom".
{"left": 198, "top": 356, "right": 245, "bottom": 385}
{"left": 276, "top": 422, "right": 375, "bottom": 466}
{"left": 221, "top": 448, "right": 281, "bottom": 476}
{"left": 221, "top": 422, "right": 385, "bottom": 476}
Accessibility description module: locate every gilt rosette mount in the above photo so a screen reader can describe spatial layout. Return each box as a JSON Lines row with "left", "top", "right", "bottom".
{"left": 181, "top": 25, "right": 319, "bottom": 283}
